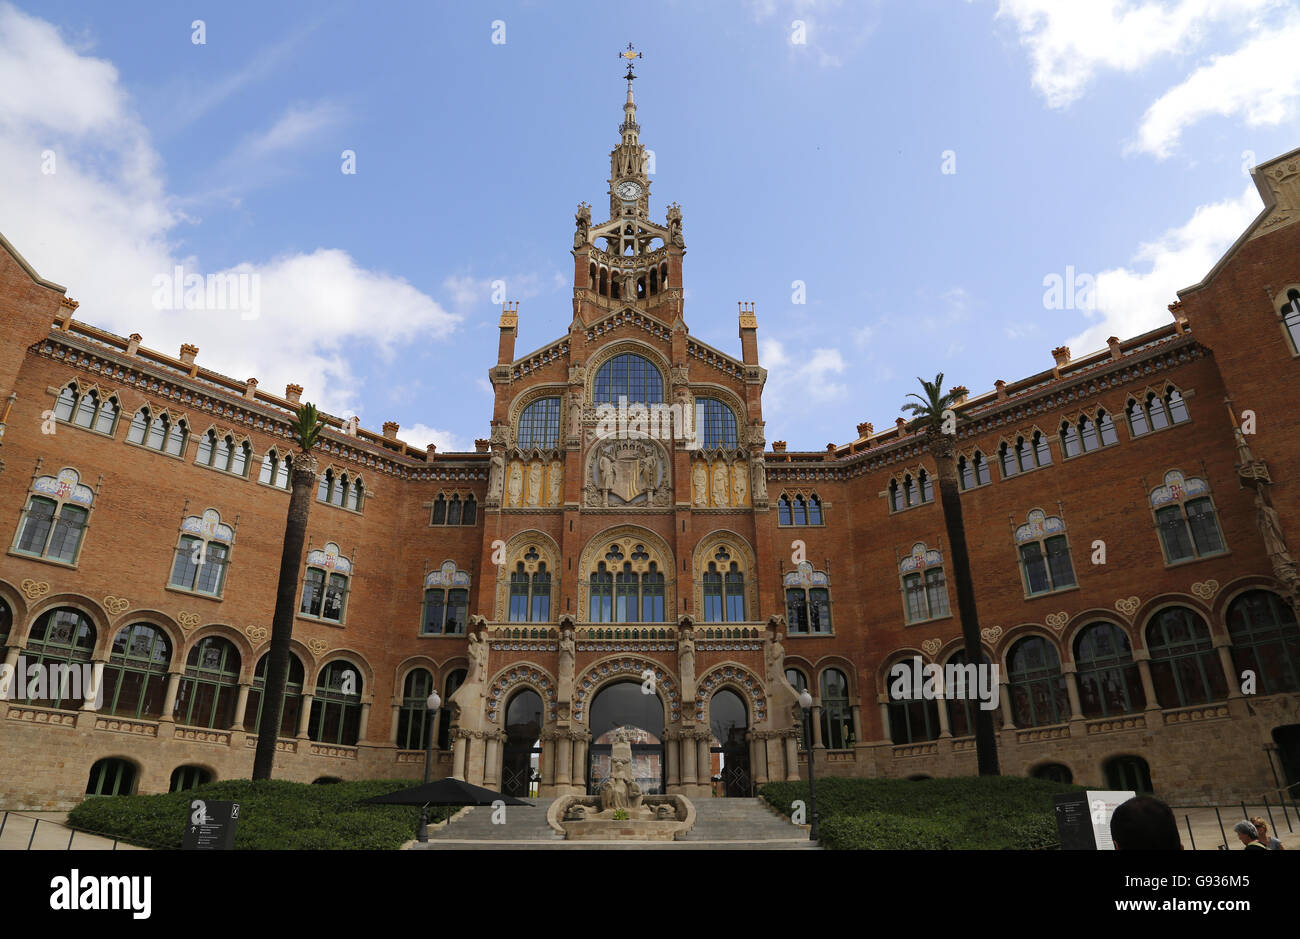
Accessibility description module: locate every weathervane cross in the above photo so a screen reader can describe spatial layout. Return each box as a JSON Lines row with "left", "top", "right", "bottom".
{"left": 621, "top": 42, "right": 642, "bottom": 79}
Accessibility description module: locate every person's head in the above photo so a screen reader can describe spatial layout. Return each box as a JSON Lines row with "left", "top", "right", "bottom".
{"left": 1234, "top": 820, "right": 1260, "bottom": 844}
{"left": 1251, "top": 816, "right": 1270, "bottom": 839}
{"left": 1110, "top": 796, "right": 1182, "bottom": 850}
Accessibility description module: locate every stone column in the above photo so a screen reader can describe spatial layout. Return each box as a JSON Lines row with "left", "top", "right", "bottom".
{"left": 1134, "top": 652, "right": 1161, "bottom": 711}
{"left": 1062, "top": 665, "right": 1084, "bottom": 720}
{"left": 231, "top": 682, "right": 251, "bottom": 729}
{"left": 936, "top": 693, "right": 952, "bottom": 738}
{"left": 681, "top": 731, "right": 698, "bottom": 785}
{"left": 483, "top": 734, "right": 500, "bottom": 787}
{"left": 811, "top": 705, "right": 824, "bottom": 748}
{"left": 542, "top": 737, "right": 557, "bottom": 786}
{"left": 784, "top": 734, "right": 799, "bottom": 781}
{"left": 556, "top": 734, "right": 573, "bottom": 787}
{"left": 451, "top": 733, "right": 468, "bottom": 779}
{"left": 850, "top": 704, "right": 863, "bottom": 747}
{"left": 1214, "top": 638, "right": 1241, "bottom": 698}
{"left": 697, "top": 735, "right": 710, "bottom": 791}
{"left": 358, "top": 701, "right": 371, "bottom": 742}
{"left": 3, "top": 645, "right": 20, "bottom": 669}
{"left": 665, "top": 733, "right": 680, "bottom": 787}
{"left": 878, "top": 697, "right": 891, "bottom": 741}
{"left": 81, "top": 659, "right": 106, "bottom": 711}
{"left": 572, "top": 735, "right": 588, "bottom": 786}
{"left": 750, "top": 733, "right": 768, "bottom": 784}
{"left": 297, "top": 693, "right": 314, "bottom": 737}
{"left": 389, "top": 703, "right": 401, "bottom": 745}
{"left": 999, "top": 681, "right": 1014, "bottom": 725}
{"left": 160, "top": 671, "right": 182, "bottom": 720}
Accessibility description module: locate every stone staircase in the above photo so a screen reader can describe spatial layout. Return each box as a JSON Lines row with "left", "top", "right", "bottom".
{"left": 414, "top": 797, "right": 818, "bottom": 850}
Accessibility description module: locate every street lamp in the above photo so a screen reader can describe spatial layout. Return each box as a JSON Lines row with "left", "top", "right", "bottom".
{"left": 417, "top": 689, "right": 442, "bottom": 843}
{"left": 798, "top": 688, "right": 819, "bottom": 842}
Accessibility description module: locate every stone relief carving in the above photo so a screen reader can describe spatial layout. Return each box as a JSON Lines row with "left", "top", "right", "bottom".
{"left": 584, "top": 438, "right": 668, "bottom": 507}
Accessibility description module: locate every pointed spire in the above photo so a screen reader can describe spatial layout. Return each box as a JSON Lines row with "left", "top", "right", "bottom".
{"left": 619, "top": 42, "right": 642, "bottom": 145}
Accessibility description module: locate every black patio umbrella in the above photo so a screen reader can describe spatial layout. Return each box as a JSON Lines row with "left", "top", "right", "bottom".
{"left": 363, "top": 778, "right": 534, "bottom": 843}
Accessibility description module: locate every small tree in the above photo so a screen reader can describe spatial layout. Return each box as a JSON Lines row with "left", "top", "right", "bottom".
{"left": 253, "top": 402, "right": 325, "bottom": 780}
{"left": 901, "top": 374, "right": 1000, "bottom": 776}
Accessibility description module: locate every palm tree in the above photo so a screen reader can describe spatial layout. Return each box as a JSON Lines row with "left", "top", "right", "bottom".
{"left": 901, "top": 373, "right": 1000, "bottom": 776}
{"left": 253, "top": 402, "right": 326, "bottom": 780}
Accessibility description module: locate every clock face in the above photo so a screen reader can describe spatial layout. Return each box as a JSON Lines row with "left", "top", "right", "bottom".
{"left": 615, "top": 181, "right": 642, "bottom": 201}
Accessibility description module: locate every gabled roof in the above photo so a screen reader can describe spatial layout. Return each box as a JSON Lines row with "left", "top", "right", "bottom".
{"left": 0, "top": 229, "right": 66, "bottom": 291}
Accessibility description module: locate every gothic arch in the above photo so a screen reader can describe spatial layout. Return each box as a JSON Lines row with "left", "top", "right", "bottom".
{"left": 493, "top": 530, "right": 561, "bottom": 621}
{"left": 573, "top": 653, "right": 679, "bottom": 727}
{"left": 484, "top": 661, "right": 557, "bottom": 724}
{"left": 695, "top": 661, "right": 767, "bottom": 727}
{"left": 577, "top": 525, "right": 676, "bottom": 619}
{"left": 508, "top": 383, "right": 567, "bottom": 429}
{"left": 584, "top": 339, "right": 671, "bottom": 402}
{"left": 692, "top": 530, "right": 759, "bottom": 621}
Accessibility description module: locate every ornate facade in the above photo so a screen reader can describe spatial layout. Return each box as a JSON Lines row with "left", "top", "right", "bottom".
{"left": 2, "top": 64, "right": 1300, "bottom": 809}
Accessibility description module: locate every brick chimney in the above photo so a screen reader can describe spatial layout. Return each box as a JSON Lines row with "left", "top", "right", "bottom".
{"left": 826, "top": 442, "right": 837, "bottom": 453}
{"left": 895, "top": 417, "right": 907, "bottom": 433}
{"left": 1051, "top": 346, "right": 1071, "bottom": 378}
{"left": 856, "top": 421, "right": 873, "bottom": 438}
{"left": 475, "top": 438, "right": 490, "bottom": 453}
{"left": 126, "top": 333, "right": 142, "bottom": 356}
{"left": 772, "top": 441, "right": 787, "bottom": 453}
{"left": 285, "top": 383, "right": 303, "bottom": 404}
{"left": 498, "top": 302, "right": 519, "bottom": 365}
{"left": 949, "top": 386, "right": 969, "bottom": 406}
{"left": 1107, "top": 336, "right": 1122, "bottom": 360}
{"left": 179, "top": 343, "right": 198, "bottom": 366}
{"left": 995, "top": 379, "right": 1007, "bottom": 401}
{"left": 244, "top": 377, "right": 258, "bottom": 400}
{"left": 382, "top": 421, "right": 399, "bottom": 440}
{"left": 426, "top": 442, "right": 438, "bottom": 457}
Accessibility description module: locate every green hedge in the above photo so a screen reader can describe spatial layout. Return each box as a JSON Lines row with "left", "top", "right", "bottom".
{"left": 759, "top": 776, "right": 1082, "bottom": 850}
{"left": 67, "top": 778, "right": 456, "bottom": 850}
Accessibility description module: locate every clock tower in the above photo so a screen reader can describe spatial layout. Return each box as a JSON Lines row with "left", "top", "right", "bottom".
{"left": 571, "top": 44, "right": 685, "bottom": 324}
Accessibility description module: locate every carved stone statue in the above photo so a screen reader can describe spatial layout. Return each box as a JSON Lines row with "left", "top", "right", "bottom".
{"left": 597, "top": 452, "right": 615, "bottom": 494}
{"left": 766, "top": 621, "right": 803, "bottom": 727}
{"left": 678, "top": 622, "right": 696, "bottom": 700}
{"left": 640, "top": 452, "right": 657, "bottom": 493}
{"left": 526, "top": 461, "right": 542, "bottom": 506}
{"left": 692, "top": 461, "right": 708, "bottom": 506}
{"left": 732, "top": 462, "right": 748, "bottom": 506}
{"left": 567, "top": 391, "right": 582, "bottom": 439}
{"left": 1256, "top": 488, "right": 1297, "bottom": 583}
{"left": 711, "top": 462, "right": 729, "bottom": 507}
{"left": 750, "top": 457, "right": 769, "bottom": 502}
{"left": 467, "top": 629, "right": 489, "bottom": 684}
{"left": 487, "top": 451, "right": 505, "bottom": 503}
{"left": 599, "top": 728, "right": 644, "bottom": 813}
{"left": 574, "top": 203, "right": 590, "bottom": 248}
{"left": 548, "top": 460, "right": 563, "bottom": 506}
{"left": 557, "top": 625, "right": 576, "bottom": 705}
{"left": 507, "top": 462, "right": 523, "bottom": 506}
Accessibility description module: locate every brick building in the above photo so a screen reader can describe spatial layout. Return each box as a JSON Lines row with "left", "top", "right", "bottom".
{"left": 2, "top": 68, "right": 1300, "bottom": 810}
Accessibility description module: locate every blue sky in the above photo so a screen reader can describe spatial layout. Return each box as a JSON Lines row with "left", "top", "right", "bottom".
{"left": 2, "top": 0, "right": 1297, "bottom": 450}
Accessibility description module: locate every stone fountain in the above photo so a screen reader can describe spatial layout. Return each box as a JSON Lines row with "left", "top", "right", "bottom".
{"left": 547, "top": 729, "right": 695, "bottom": 841}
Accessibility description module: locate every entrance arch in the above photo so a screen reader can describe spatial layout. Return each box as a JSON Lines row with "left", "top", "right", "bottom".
{"left": 586, "top": 680, "right": 665, "bottom": 795}
{"left": 708, "top": 688, "right": 752, "bottom": 796}
{"left": 502, "top": 689, "right": 543, "bottom": 797}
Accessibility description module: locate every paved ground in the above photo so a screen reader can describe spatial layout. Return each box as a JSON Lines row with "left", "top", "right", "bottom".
{"left": 412, "top": 796, "right": 819, "bottom": 850}
{"left": 0, "top": 811, "right": 145, "bottom": 850}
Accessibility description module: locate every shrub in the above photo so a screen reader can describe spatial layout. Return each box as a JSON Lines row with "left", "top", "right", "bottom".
{"left": 67, "top": 778, "right": 456, "bottom": 850}
{"left": 759, "top": 775, "right": 1084, "bottom": 850}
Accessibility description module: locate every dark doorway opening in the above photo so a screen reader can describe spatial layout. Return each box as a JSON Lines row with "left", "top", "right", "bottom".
{"left": 502, "top": 688, "right": 543, "bottom": 797}
{"left": 586, "top": 680, "right": 665, "bottom": 795}
{"left": 709, "top": 688, "right": 752, "bottom": 797}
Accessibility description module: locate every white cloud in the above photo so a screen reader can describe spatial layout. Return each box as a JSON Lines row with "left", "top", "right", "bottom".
{"left": 441, "top": 270, "right": 565, "bottom": 314}
{"left": 399, "top": 423, "right": 473, "bottom": 453}
{"left": 1132, "top": 14, "right": 1300, "bottom": 157}
{"left": 1065, "top": 185, "right": 1261, "bottom": 352}
{"left": 0, "top": 3, "right": 458, "bottom": 420}
{"left": 760, "top": 338, "right": 848, "bottom": 408}
{"left": 995, "top": 0, "right": 1277, "bottom": 108}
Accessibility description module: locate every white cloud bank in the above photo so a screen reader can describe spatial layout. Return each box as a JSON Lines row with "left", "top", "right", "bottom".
{"left": 0, "top": 3, "right": 458, "bottom": 421}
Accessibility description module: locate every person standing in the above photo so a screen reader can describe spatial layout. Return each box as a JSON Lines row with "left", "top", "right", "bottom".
{"left": 1234, "top": 820, "right": 1270, "bottom": 850}
{"left": 1251, "top": 816, "right": 1285, "bottom": 850}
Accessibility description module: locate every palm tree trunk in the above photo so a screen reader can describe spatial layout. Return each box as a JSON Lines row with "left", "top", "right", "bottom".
{"left": 931, "top": 435, "right": 1000, "bottom": 775}
{"left": 252, "top": 461, "right": 316, "bottom": 780}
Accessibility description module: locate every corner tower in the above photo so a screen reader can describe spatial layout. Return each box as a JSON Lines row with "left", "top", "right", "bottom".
{"left": 572, "top": 44, "right": 685, "bottom": 326}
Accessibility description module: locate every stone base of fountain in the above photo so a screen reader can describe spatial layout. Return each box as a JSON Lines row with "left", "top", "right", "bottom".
{"left": 547, "top": 794, "right": 696, "bottom": 841}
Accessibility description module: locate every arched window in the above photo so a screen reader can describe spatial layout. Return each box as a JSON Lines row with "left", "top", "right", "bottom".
{"left": 1126, "top": 398, "right": 1150, "bottom": 436}
{"left": 86, "top": 758, "right": 136, "bottom": 797}
{"left": 169, "top": 765, "right": 213, "bottom": 792}
{"left": 197, "top": 431, "right": 247, "bottom": 474}
{"left": 310, "top": 661, "right": 363, "bottom": 745}
{"left": 422, "top": 563, "right": 471, "bottom": 635}
{"left": 807, "top": 493, "right": 823, "bottom": 524}
{"left": 300, "top": 542, "right": 352, "bottom": 624}
{"left": 54, "top": 383, "right": 120, "bottom": 435}
{"left": 889, "top": 479, "right": 903, "bottom": 512}
{"left": 785, "top": 668, "right": 812, "bottom": 749}
{"left": 258, "top": 450, "right": 293, "bottom": 489}
{"left": 958, "top": 451, "right": 991, "bottom": 490}
{"left": 819, "top": 668, "right": 853, "bottom": 749}
{"left": 0, "top": 596, "right": 11, "bottom": 646}
{"left": 1014, "top": 509, "right": 1075, "bottom": 596}
{"left": 437, "top": 669, "right": 466, "bottom": 750}
{"left": 590, "top": 543, "right": 665, "bottom": 622}
{"left": 396, "top": 668, "right": 435, "bottom": 750}
{"left": 888, "top": 659, "right": 939, "bottom": 744}
{"left": 1032, "top": 763, "right": 1073, "bottom": 784}
{"left": 22, "top": 607, "right": 95, "bottom": 709}
{"left": 1097, "top": 410, "right": 1119, "bottom": 446}
{"left": 899, "top": 543, "right": 949, "bottom": 623}
{"left": 1279, "top": 288, "right": 1300, "bottom": 352}
{"left": 1007, "top": 636, "right": 1068, "bottom": 727}
{"left": 1105, "top": 755, "right": 1153, "bottom": 793}
{"left": 589, "top": 562, "right": 613, "bottom": 622}
{"left": 593, "top": 352, "right": 664, "bottom": 404}
{"left": 944, "top": 648, "right": 1003, "bottom": 737}
{"left": 103, "top": 622, "right": 172, "bottom": 719}
{"left": 1074, "top": 622, "right": 1145, "bottom": 717}
{"left": 697, "top": 398, "right": 738, "bottom": 449}
{"left": 1228, "top": 590, "right": 1300, "bottom": 695}
{"left": 702, "top": 544, "right": 745, "bottom": 622}
{"left": 784, "top": 562, "right": 832, "bottom": 635}
{"left": 1000, "top": 441, "right": 1019, "bottom": 478}
{"left": 1149, "top": 470, "right": 1224, "bottom": 563}
{"left": 174, "top": 636, "right": 241, "bottom": 729}
{"left": 1059, "top": 420, "right": 1081, "bottom": 458}
{"left": 170, "top": 510, "right": 234, "bottom": 597}
{"left": 794, "top": 494, "right": 809, "bottom": 524}
{"left": 14, "top": 468, "right": 94, "bottom": 564}
{"left": 517, "top": 397, "right": 562, "bottom": 449}
{"left": 777, "top": 494, "right": 793, "bottom": 524}
{"left": 1146, "top": 607, "right": 1227, "bottom": 707}
{"left": 127, "top": 407, "right": 186, "bottom": 454}
{"left": 245, "top": 652, "right": 304, "bottom": 736}
{"left": 1165, "top": 387, "right": 1189, "bottom": 424}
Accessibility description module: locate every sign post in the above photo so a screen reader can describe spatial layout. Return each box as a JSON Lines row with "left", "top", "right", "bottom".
{"left": 181, "top": 799, "right": 240, "bottom": 850}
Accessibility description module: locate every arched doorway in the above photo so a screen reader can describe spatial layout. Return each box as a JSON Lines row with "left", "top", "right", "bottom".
{"left": 1274, "top": 725, "right": 1300, "bottom": 798}
{"left": 709, "top": 688, "right": 751, "bottom": 797}
{"left": 502, "top": 689, "right": 543, "bottom": 797}
{"left": 586, "top": 680, "right": 665, "bottom": 795}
